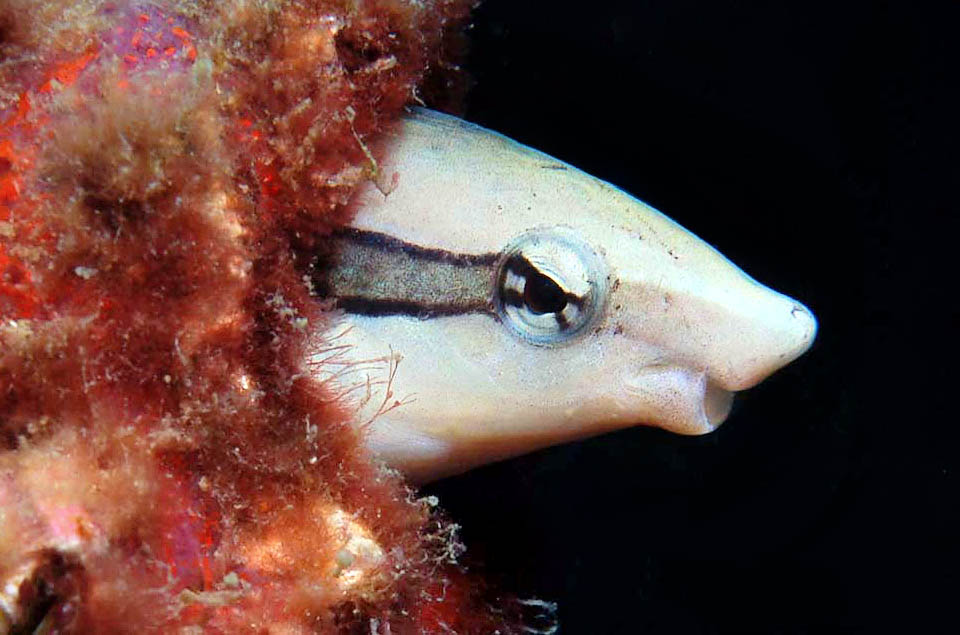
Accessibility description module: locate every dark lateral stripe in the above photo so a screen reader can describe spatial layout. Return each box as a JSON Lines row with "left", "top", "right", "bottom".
{"left": 314, "top": 228, "right": 498, "bottom": 318}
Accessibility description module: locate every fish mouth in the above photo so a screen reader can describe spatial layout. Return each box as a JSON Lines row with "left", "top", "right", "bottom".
{"left": 621, "top": 366, "right": 734, "bottom": 436}
{"left": 704, "top": 379, "right": 735, "bottom": 431}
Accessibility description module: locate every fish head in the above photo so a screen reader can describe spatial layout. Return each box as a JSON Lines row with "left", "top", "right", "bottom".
{"left": 313, "top": 109, "right": 817, "bottom": 482}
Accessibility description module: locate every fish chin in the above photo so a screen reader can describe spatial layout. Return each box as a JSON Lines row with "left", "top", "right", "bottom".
{"left": 621, "top": 366, "right": 734, "bottom": 436}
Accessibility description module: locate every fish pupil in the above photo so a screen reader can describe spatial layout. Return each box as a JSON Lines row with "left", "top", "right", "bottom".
{"left": 524, "top": 270, "right": 567, "bottom": 315}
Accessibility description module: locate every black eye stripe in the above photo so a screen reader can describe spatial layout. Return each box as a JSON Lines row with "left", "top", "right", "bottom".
{"left": 563, "top": 293, "right": 585, "bottom": 309}
{"left": 501, "top": 287, "right": 526, "bottom": 309}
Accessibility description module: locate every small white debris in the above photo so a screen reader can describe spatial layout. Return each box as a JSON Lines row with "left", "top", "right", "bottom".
{"left": 73, "top": 266, "right": 98, "bottom": 279}
{"left": 335, "top": 548, "right": 355, "bottom": 568}
{"left": 220, "top": 571, "right": 240, "bottom": 589}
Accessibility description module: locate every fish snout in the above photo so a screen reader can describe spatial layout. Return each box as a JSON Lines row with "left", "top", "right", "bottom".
{"left": 608, "top": 235, "right": 817, "bottom": 435}
{"left": 616, "top": 290, "right": 815, "bottom": 437}
{"left": 698, "top": 288, "right": 818, "bottom": 392}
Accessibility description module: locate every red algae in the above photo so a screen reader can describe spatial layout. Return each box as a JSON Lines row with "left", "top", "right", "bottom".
{"left": 0, "top": 1, "right": 523, "bottom": 632}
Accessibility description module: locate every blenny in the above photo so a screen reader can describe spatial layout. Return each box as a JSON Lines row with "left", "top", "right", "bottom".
{"left": 315, "top": 108, "right": 816, "bottom": 482}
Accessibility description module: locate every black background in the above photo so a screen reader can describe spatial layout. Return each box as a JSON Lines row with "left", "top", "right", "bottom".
{"left": 422, "top": 1, "right": 955, "bottom": 633}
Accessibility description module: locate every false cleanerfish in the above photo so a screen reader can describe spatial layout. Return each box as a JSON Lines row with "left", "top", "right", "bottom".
{"left": 311, "top": 108, "right": 817, "bottom": 483}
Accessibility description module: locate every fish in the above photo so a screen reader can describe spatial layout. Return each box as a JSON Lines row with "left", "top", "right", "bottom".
{"left": 312, "top": 108, "right": 817, "bottom": 483}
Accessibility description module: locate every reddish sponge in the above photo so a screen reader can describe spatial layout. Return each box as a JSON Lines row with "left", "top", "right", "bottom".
{"left": 0, "top": 1, "right": 522, "bottom": 632}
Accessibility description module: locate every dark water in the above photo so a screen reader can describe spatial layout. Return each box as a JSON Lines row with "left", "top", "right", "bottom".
{"left": 423, "top": 1, "right": 953, "bottom": 633}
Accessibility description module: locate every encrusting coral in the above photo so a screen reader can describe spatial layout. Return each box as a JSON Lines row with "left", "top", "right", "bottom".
{"left": 0, "top": 0, "right": 522, "bottom": 631}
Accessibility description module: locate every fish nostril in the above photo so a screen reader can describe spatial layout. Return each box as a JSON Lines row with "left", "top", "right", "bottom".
{"left": 745, "top": 300, "right": 817, "bottom": 385}
{"left": 789, "top": 303, "right": 818, "bottom": 350}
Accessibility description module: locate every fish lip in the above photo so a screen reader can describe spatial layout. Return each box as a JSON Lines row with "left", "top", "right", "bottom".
{"left": 703, "top": 378, "right": 735, "bottom": 430}
{"left": 621, "top": 366, "right": 734, "bottom": 435}
{"left": 687, "top": 373, "right": 736, "bottom": 434}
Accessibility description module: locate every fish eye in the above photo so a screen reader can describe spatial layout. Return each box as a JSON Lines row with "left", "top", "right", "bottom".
{"left": 494, "top": 227, "right": 608, "bottom": 346}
